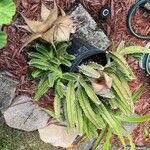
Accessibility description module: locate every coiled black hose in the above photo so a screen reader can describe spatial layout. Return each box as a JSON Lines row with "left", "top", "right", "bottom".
{"left": 127, "top": 0, "right": 150, "bottom": 40}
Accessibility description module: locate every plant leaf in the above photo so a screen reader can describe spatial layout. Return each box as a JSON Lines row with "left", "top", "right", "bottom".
{"left": 0, "top": 31, "right": 7, "bottom": 49}
{"left": 79, "top": 77, "right": 101, "bottom": 105}
{"left": 75, "top": 102, "right": 84, "bottom": 135}
{"left": 78, "top": 64, "right": 100, "bottom": 78}
{"left": 41, "top": 108, "right": 55, "bottom": 118}
{"left": 28, "top": 52, "right": 48, "bottom": 61}
{"left": 115, "top": 75, "right": 134, "bottom": 111}
{"left": 127, "top": 134, "right": 135, "bottom": 150}
{"left": 115, "top": 115, "right": 150, "bottom": 123}
{"left": 42, "top": 26, "right": 55, "bottom": 48}
{"left": 49, "top": 57, "right": 60, "bottom": 65}
{"left": 63, "top": 101, "right": 71, "bottom": 133}
{"left": 44, "top": 0, "right": 58, "bottom": 31}
{"left": 83, "top": 116, "right": 91, "bottom": 138}
{"left": 35, "top": 43, "right": 52, "bottom": 59}
{"left": 28, "top": 58, "right": 50, "bottom": 70}
{"left": 54, "top": 25, "right": 71, "bottom": 42}
{"left": 117, "top": 41, "right": 125, "bottom": 52}
{"left": 34, "top": 79, "right": 50, "bottom": 101}
{"left": 56, "top": 79, "right": 65, "bottom": 98}
{"left": 60, "top": 57, "right": 72, "bottom": 67}
{"left": 102, "top": 127, "right": 112, "bottom": 150}
{"left": 15, "top": 25, "right": 31, "bottom": 32}
{"left": 110, "top": 73, "right": 133, "bottom": 114}
{"left": 66, "top": 81, "right": 76, "bottom": 129}
{"left": 83, "top": 116, "right": 98, "bottom": 139}
{"left": 21, "top": 34, "right": 42, "bottom": 50}
{"left": 109, "top": 52, "right": 135, "bottom": 80}
{"left": 54, "top": 93, "right": 61, "bottom": 121}
{"left": 34, "top": 73, "right": 57, "bottom": 100}
{"left": 31, "top": 69, "right": 44, "bottom": 78}
{"left": 95, "top": 103, "right": 125, "bottom": 147}
{"left": 118, "top": 46, "right": 150, "bottom": 55}
{"left": 21, "top": 15, "right": 43, "bottom": 33}
{"left": 64, "top": 54, "right": 75, "bottom": 60}
{"left": 111, "top": 97, "right": 131, "bottom": 114}
{"left": 132, "top": 84, "right": 146, "bottom": 102}
{"left": 0, "top": 0, "right": 16, "bottom": 25}
{"left": 92, "top": 126, "right": 108, "bottom": 150}
{"left": 88, "top": 62, "right": 104, "bottom": 71}
{"left": 41, "top": 3, "right": 51, "bottom": 21}
{"left": 62, "top": 73, "right": 78, "bottom": 81}
{"left": 77, "top": 88, "right": 105, "bottom": 128}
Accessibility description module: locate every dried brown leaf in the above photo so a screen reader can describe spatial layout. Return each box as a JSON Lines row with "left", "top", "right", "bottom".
{"left": 42, "top": 26, "right": 55, "bottom": 48}
{"left": 54, "top": 25, "right": 70, "bottom": 42}
{"left": 19, "top": 0, "right": 76, "bottom": 49}
{"left": 22, "top": 16, "right": 43, "bottom": 33}
{"left": 15, "top": 25, "right": 31, "bottom": 32}
{"left": 21, "top": 34, "right": 42, "bottom": 50}
{"left": 55, "top": 16, "right": 76, "bottom": 33}
{"left": 58, "top": 6, "right": 66, "bottom": 16}
{"left": 41, "top": 3, "right": 51, "bottom": 21}
{"left": 38, "top": 0, "right": 58, "bottom": 33}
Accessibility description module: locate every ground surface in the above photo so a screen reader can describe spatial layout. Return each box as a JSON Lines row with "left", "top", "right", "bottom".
{"left": 0, "top": 123, "right": 58, "bottom": 150}
{"left": 0, "top": 0, "right": 150, "bottom": 149}
{"left": 0, "top": 113, "right": 59, "bottom": 150}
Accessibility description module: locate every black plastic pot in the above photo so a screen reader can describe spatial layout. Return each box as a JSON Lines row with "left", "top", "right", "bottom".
{"left": 67, "top": 38, "right": 107, "bottom": 72}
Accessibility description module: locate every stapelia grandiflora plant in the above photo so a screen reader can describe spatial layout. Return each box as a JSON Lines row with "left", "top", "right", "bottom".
{"left": 19, "top": 1, "right": 76, "bottom": 49}
{"left": 28, "top": 41, "right": 150, "bottom": 150}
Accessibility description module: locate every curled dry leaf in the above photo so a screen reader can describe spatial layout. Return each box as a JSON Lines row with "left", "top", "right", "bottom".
{"left": 41, "top": 3, "right": 51, "bottom": 21}
{"left": 91, "top": 72, "right": 112, "bottom": 96}
{"left": 19, "top": 1, "right": 76, "bottom": 49}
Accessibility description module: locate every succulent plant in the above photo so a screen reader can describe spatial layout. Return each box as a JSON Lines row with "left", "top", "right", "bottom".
{"left": 28, "top": 41, "right": 150, "bottom": 149}
{"left": 139, "top": 42, "right": 150, "bottom": 74}
{"left": 19, "top": 1, "right": 76, "bottom": 49}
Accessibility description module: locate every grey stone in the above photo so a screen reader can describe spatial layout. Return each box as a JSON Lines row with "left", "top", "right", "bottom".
{"left": 75, "top": 139, "right": 94, "bottom": 150}
{"left": 70, "top": 4, "right": 110, "bottom": 50}
{"left": 0, "top": 72, "right": 18, "bottom": 110}
{"left": 38, "top": 124, "right": 78, "bottom": 148}
{"left": 0, "top": 111, "right": 4, "bottom": 123}
{"left": 121, "top": 122, "right": 137, "bottom": 136}
{"left": 4, "top": 95, "right": 50, "bottom": 131}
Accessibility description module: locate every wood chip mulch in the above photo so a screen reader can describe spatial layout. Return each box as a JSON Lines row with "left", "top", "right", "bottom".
{"left": 0, "top": 0, "right": 149, "bottom": 147}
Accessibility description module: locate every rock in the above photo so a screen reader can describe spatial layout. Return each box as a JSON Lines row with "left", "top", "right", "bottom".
{"left": 70, "top": 4, "right": 110, "bottom": 50}
{"left": 0, "top": 72, "right": 18, "bottom": 111}
{"left": 4, "top": 95, "right": 50, "bottom": 131}
{"left": 38, "top": 124, "right": 78, "bottom": 148}
{"left": 75, "top": 139, "right": 95, "bottom": 150}
{"left": 0, "top": 111, "right": 4, "bottom": 123}
{"left": 121, "top": 122, "right": 138, "bottom": 136}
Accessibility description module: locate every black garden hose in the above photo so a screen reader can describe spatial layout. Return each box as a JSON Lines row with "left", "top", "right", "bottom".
{"left": 127, "top": 0, "right": 150, "bottom": 40}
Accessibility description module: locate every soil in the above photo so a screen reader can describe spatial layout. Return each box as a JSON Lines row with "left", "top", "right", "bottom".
{"left": 0, "top": 0, "right": 150, "bottom": 148}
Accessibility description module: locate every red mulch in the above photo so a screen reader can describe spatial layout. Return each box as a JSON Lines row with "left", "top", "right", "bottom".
{"left": 0, "top": 0, "right": 150, "bottom": 147}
